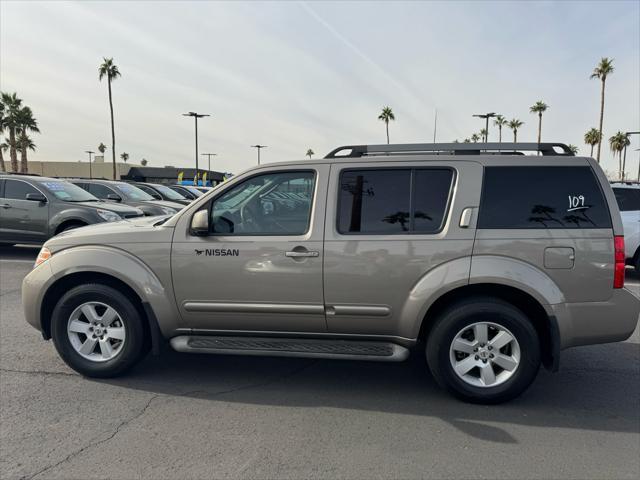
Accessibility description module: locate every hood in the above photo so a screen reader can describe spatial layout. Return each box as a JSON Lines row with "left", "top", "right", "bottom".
{"left": 71, "top": 200, "right": 144, "bottom": 215}
{"left": 45, "top": 215, "right": 174, "bottom": 251}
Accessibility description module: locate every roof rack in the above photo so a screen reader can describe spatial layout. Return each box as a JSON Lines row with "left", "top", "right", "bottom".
{"left": 324, "top": 142, "right": 575, "bottom": 158}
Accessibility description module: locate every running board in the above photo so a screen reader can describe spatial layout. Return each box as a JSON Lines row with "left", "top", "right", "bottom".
{"left": 170, "top": 336, "right": 409, "bottom": 362}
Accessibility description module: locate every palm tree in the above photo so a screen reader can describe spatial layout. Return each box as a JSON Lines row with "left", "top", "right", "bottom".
{"left": 17, "top": 106, "right": 39, "bottom": 172}
{"left": 494, "top": 115, "right": 508, "bottom": 143}
{"left": 568, "top": 144, "right": 579, "bottom": 155}
{"left": 120, "top": 152, "right": 129, "bottom": 163}
{"left": 98, "top": 58, "right": 121, "bottom": 179}
{"left": 378, "top": 106, "right": 395, "bottom": 144}
{"left": 0, "top": 99, "right": 5, "bottom": 172}
{"left": 529, "top": 101, "right": 549, "bottom": 147}
{"left": 1, "top": 92, "right": 22, "bottom": 172}
{"left": 479, "top": 128, "right": 488, "bottom": 142}
{"left": 583, "top": 128, "right": 601, "bottom": 157}
{"left": 590, "top": 57, "right": 614, "bottom": 163}
{"left": 0, "top": 142, "right": 7, "bottom": 172}
{"left": 140, "top": 158, "right": 148, "bottom": 166}
{"left": 609, "top": 131, "right": 629, "bottom": 180}
{"left": 508, "top": 118, "right": 524, "bottom": 143}
{"left": 98, "top": 142, "right": 106, "bottom": 156}
{"left": 463, "top": 138, "right": 471, "bottom": 143}
{"left": 306, "top": 148, "right": 314, "bottom": 159}
{"left": 471, "top": 133, "right": 480, "bottom": 143}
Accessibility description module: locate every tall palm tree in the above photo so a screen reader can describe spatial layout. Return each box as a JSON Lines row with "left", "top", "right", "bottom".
{"left": 479, "top": 128, "right": 488, "bottom": 142}
{"left": 17, "top": 106, "right": 39, "bottom": 172}
{"left": 378, "top": 106, "right": 395, "bottom": 144}
{"left": 306, "top": 148, "right": 314, "bottom": 159}
{"left": 529, "top": 101, "right": 549, "bottom": 146}
{"left": 140, "top": 158, "right": 148, "bottom": 166}
{"left": 120, "top": 152, "right": 129, "bottom": 163}
{"left": 1, "top": 92, "right": 22, "bottom": 172}
{"left": 567, "top": 144, "right": 579, "bottom": 155}
{"left": 609, "top": 131, "right": 629, "bottom": 180}
{"left": 494, "top": 115, "right": 508, "bottom": 143}
{"left": 0, "top": 98, "right": 6, "bottom": 172}
{"left": 98, "top": 142, "right": 106, "bottom": 156}
{"left": 471, "top": 133, "right": 480, "bottom": 143}
{"left": 590, "top": 57, "right": 614, "bottom": 163}
{"left": 583, "top": 128, "right": 600, "bottom": 157}
{"left": 0, "top": 142, "right": 7, "bottom": 173}
{"left": 508, "top": 118, "right": 524, "bottom": 143}
{"left": 98, "top": 58, "right": 121, "bottom": 179}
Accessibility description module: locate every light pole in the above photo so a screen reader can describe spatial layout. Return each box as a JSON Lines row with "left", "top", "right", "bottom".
{"left": 622, "top": 131, "right": 640, "bottom": 181}
{"left": 201, "top": 153, "right": 217, "bottom": 172}
{"left": 472, "top": 112, "right": 497, "bottom": 142}
{"left": 182, "top": 112, "right": 210, "bottom": 176}
{"left": 85, "top": 150, "right": 94, "bottom": 179}
{"left": 251, "top": 145, "right": 267, "bottom": 165}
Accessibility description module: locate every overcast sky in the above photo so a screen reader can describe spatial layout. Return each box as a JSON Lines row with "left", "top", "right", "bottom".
{"left": 1, "top": 1, "right": 638, "bottom": 175}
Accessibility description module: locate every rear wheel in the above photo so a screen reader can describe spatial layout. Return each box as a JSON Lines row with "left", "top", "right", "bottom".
{"left": 426, "top": 297, "right": 540, "bottom": 404}
{"left": 51, "top": 283, "right": 147, "bottom": 377}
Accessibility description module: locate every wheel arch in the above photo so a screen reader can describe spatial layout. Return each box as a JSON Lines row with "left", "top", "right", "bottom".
{"left": 418, "top": 283, "right": 560, "bottom": 371}
{"left": 54, "top": 219, "right": 89, "bottom": 235}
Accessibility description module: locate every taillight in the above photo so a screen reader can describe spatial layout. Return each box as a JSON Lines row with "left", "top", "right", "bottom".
{"left": 614, "top": 236, "right": 625, "bottom": 289}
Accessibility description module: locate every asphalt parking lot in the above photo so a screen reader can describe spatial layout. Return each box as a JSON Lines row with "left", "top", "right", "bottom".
{"left": 1, "top": 245, "right": 639, "bottom": 480}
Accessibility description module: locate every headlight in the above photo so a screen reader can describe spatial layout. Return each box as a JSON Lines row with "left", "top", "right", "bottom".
{"left": 34, "top": 247, "right": 51, "bottom": 268}
{"left": 160, "top": 207, "right": 177, "bottom": 215}
{"left": 97, "top": 209, "right": 122, "bottom": 222}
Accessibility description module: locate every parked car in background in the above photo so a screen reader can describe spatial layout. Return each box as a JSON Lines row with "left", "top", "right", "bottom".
{"left": 71, "top": 179, "right": 184, "bottom": 216}
{"left": 22, "top": 143, "right": 640, "bottom": 404}
{"left": 131, "top": 182, "right": 191, "bottom": 205}
{"left": 0, "top": 174, "right": 144, "bottom": 245}
{"left": 611, "top": 182, "right": 640, "bottom": 272}
{"left": 169, "top": 184, "right": 204, "bottom": 200}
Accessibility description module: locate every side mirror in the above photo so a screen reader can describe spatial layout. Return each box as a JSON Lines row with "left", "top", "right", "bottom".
{"left": 190, "top": 209, "right": 210, "bottom": 236}
{"left": 107, "top": 193, "right": 122, "bottom": 202}
{"left": 26, "top": 192, "right": 47, "bottom": 203}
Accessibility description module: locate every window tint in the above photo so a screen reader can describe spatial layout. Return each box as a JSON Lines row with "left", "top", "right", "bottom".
{"left": 479, "top": 166, "right": 611, "bottom": 229}
{"left": 413, "top": 169, "right": 454, "bottom": 232}
{"left": 338, "top": 169, "right": 453, "bottom": 234}
{"left": 88, "top": 183, "right": 117, "bottom": 199}
{"left": 210, "top": 171, "right": 315, "bottom": 235}
{"left": 4, "top": 180, "right": 39, "bottom": 199}
{"left": 613, "top": 188, "right": 640, "bottom": 212}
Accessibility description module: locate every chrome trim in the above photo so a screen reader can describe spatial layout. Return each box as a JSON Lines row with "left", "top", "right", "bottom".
{"left": 183, "top": 301, "right": 325, "bottom": 314}
{"left": 330, "top": 305, "right": 391, "bottom": 316}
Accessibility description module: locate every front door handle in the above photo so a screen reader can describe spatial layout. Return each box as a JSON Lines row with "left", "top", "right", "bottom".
{"left": 0, "top": 203, "right": 11, "bottom": 209}
{"left": 285, "top": 250, "right": 319, "bottom": 258}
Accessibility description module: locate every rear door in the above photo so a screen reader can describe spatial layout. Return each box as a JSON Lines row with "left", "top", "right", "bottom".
{"left": 473, "top": 162, "right": 614, "bottom": 302}
{"left": 323, "top": 160, "right": 482, "bottom": 337}
{"left": 0, "top": 179, "right": 49, "bottom": 243}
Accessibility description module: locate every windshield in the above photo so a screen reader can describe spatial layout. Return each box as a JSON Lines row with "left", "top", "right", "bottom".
{"left": 113, "top": 183, "right": 155, "bottom": 201}
{"left": 38, "top": 180, "right": 99, "bottom": 202}
{"left": 152, "top": 184, "right": 187, "bottom": 200}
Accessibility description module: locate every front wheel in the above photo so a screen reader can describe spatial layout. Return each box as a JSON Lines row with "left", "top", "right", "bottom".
{"left": 51, "top": 283, "right": 147, "bottom": 378}
{"left": 426, "top": 297, "right": 540, "bottom": 404}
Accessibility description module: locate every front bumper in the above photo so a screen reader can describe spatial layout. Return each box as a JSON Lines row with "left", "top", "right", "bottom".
{"left": 551, "top": 288, "right": 640, "bottom": 349}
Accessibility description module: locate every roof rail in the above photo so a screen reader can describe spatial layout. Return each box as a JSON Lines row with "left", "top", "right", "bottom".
{"left": 324, "top": 142, "right": 575, "bottom": 158}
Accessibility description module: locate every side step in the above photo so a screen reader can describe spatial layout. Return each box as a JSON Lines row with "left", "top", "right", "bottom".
{"left": 170, "top": 336, "right": 410, "bottom": 362}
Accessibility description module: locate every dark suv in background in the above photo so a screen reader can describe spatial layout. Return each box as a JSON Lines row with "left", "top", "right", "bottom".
{"left": 0, "top": 174, "right": 144, "bottom": 245}
{"left": 71, "top": 179, "right": 184, "bottom": 216}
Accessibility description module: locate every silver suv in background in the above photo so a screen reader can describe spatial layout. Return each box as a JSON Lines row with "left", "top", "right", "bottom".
{"left": 0, "top": 174, "right": 143, "bottom": 245}
{"left": 611, "top": 182, "right": 640, "bottom": 272}
{"left": 22, "top": 143, "right": 640, "bottom": 404}
{"left": 71, "top": 179, "right": 184, "bottom": 216}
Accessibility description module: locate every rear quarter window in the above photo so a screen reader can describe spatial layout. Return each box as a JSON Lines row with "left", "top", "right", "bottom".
{"left": 478, "top": 166, "right": 611, "bottom": 229}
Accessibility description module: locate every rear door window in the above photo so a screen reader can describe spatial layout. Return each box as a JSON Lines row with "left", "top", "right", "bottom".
{"left": 479, "top": 166, "right": 611, "bottom": 229}
{"left": 613, "top": 188, "right": 640, "bottom": 212}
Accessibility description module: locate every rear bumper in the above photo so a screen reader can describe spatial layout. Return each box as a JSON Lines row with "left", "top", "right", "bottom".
{"left": 551, "top": 288, "right": 640, "bottom": 349}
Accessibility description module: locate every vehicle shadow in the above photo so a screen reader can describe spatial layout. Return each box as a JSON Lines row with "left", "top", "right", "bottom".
{"left": 96, "top": 337, "right": 639, "bottom": 444}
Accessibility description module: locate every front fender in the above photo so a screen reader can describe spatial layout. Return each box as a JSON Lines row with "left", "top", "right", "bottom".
{"left": 50, "top": 209, "right": 99, "bottom": 233}
{"left": 23, "top": 245, "right": 179, "bottom": 338}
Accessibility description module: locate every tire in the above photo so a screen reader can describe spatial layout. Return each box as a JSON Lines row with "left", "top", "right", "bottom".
{"left": 426, "top": 296, "right": 540, "bottom": 404}
{"left": 51, "top": 283, "right": 147, "bottom": 378}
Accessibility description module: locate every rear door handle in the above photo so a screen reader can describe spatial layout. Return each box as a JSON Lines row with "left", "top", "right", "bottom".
{"left": 0, "top": 203, "right": 11, "bottom": 209}
{"left": 285, "top": 250, "right": 319, "bottom": 258}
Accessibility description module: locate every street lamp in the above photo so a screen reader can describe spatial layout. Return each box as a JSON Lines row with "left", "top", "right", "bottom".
{"left": 251, "top": 145, "right": 267, "bottom": 165}
{"left": 201, "top": 153, "right": 217, "bottom": 172}
{"left": 182, "top": 112, "right": 210, "bottom": 176}
{"left": 85, "top": 150, "right": 94, "bottom": 179}
{"left": 622, "top": 131, "right": 640, "bottom": 181}
{"left": 472, "top": 112, "right": 497, "bottom": 142}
